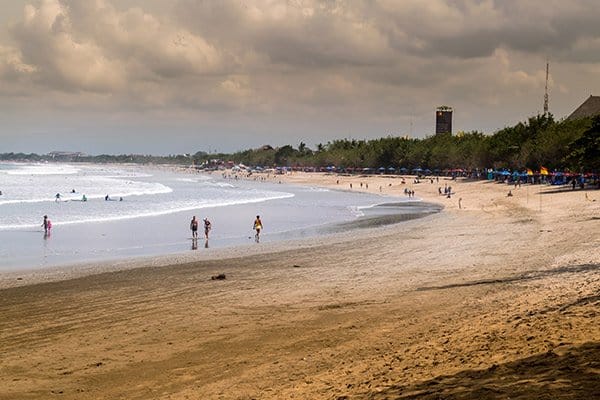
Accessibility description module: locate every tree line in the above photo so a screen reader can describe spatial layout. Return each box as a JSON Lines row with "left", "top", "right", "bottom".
{"left": 2, "top": 113, "right": 599, "bottom": 172}
{"left": 198, "top": 114, "right": 599, "bottom": 172}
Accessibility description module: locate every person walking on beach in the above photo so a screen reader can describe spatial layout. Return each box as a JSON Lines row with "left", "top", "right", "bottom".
{"left": 203, "top": 218, "right": 212, "bottom": 239}
{"left": 42, "top": 215, "right": 52, "bottom": 234}
{"left": 253, "top": 215, "right": 263, "bottom": 242}
{"left": 190, "top": 216, "right": 199, "bottom": 239}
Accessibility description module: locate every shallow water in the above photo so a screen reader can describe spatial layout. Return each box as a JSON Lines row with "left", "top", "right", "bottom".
{"left": 0, "top": 163, "right": 439, "bottom": 271}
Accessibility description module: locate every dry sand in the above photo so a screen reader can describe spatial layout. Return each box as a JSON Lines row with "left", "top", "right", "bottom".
{"left": 1, "top": 173, "right": 599, "bottom": 399}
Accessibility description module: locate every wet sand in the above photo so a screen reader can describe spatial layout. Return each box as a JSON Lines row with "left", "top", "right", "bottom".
{"left": 1, "top": 174, "right": 599, "bottom": 399}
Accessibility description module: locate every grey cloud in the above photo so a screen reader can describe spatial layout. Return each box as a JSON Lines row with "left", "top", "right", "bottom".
{"left": 0, "top": 0, "right": 599, "bottom": 148}
{"left": 382, "top": 0, "right": 600, "bottom": 60}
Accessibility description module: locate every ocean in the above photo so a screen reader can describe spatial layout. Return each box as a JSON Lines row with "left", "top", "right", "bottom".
{"left": 0, "top": 163, "right": 439, "bottom": 271}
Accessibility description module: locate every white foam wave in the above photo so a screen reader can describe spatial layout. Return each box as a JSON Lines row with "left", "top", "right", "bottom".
{"left": 2, "top": 164, "right": 80, "bottom": 175}
{"left": 0, "top": 192, "right": 295, "bottom": 231}
{"left": 0, "top": 183, "right": 172, "bottom": 206}
{"left": 306, "top": 187, "right": 331, "bottom": 192}
{"left": 347, "top": 205, "right": 365, "bottom": 217}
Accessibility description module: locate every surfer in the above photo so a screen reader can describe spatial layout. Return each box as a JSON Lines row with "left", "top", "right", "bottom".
{"left": 253, "top": 215, "right": 263, "bottom": 242}
{"left": 190, "top": 216, "right": 199, "bottom": 239}
{"left": 55, "top": 193, "right": 61, "bottom": 202}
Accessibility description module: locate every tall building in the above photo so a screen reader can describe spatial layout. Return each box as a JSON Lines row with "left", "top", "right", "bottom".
{"left": 435, "top": 106, "right": 453, "bottom": 134}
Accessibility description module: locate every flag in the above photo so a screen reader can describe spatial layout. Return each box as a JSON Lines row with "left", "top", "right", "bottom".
{"left": 540, "top": 166, "right": 549, "bottom": 175}
{"left": 527, "top": 168, "right": 533, "bottom": 176}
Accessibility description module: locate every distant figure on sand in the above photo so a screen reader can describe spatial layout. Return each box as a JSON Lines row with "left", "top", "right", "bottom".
{"left": 203, "top": 218, "right": 211, "bottom": 239}
{"left": 190, "top": 216, "right": 199, "bottom": 238}
{"left": 253, "top": 215, "right": 263, "bottom": 242}
{"left": 42, "top": 215, "right": 52, "bottom": 234}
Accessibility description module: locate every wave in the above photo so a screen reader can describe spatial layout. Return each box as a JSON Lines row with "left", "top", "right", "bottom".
{"left": 0, "top": 192, "right": 295, "bottom": 231}
{"left": 0, "top": 184, "right": 173, "bottom": 206}
{"left": 1, "top": 164, "right": 81, "bottom": 175}
{"left": 305, "top": 186, "right": 331, "bottom": 192}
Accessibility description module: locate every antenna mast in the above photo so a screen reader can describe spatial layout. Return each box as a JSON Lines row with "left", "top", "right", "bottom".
{"left": 543, "top": 61, "right": 549, "bottom": 115}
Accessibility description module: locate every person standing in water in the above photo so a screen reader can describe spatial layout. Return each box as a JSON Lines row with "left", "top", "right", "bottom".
{"left": 190, "top": 216, "right": 199, "bottom": 239}
{"left": 203, "top": 218, "right": 211, "bottom": 239}
{"left": 253, "top": 215, "right": 263, "bottom": 242}
{"left": 42, "top": 215, "right": 52, "bottom": 234}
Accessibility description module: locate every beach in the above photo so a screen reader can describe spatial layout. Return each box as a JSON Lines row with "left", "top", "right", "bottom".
{"left": 1, "top": 173, "right": 599, "bottom": 399}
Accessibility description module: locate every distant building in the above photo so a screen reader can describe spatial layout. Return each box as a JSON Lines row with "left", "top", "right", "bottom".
{"left": 47, "top": 151, "right": 86, "bottom": 159}
{"left": 567, "top": 95, "right": 600, "bottom": 120}
{"left": 435, "top": 106, "right": 453, "bottom": 134}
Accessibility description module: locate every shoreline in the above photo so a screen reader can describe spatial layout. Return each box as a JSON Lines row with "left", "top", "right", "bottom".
{"left": 0, "top": 168, "right": 441, "bottom": 287}
{"left": 1, "top": 172, "right": 598, "bottom": 399}
{"left": 0, "top": 199, "right": 443, "bottom": 289}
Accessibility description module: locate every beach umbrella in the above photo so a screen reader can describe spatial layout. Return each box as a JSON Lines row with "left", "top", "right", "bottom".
{"left": 388, "top": 167, "right": 396, "bottom": 172}
{"left": 399, "top": 167, "right": 408, "bottom": 173}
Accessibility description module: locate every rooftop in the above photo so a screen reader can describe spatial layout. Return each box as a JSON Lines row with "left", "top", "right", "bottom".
{"left": 567, "top": 95, "right": 600, "bottom": 120}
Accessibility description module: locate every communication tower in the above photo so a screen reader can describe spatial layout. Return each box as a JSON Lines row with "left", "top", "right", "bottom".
{"left": 543, "top": 61, "right": 549, "bottom": 115}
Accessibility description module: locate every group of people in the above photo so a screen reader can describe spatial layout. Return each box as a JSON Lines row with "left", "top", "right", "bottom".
{"left": 438, "top": 184, "right": 453, "bottom": 198}
{"left": 41, "top": 212, "right": 264, "bottom": 246}
{"left": 189, "top": 216, "right": 212, "bottom": 239}
{"left": 189, "top": 215, "right": 264, "bottom": 243}
{"left": 42, "top": 215, "right": 52, "bottom": 235}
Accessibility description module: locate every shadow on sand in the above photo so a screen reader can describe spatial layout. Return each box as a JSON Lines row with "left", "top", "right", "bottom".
{"left": 370, "top": 342, "right": 600, "bottom": 400}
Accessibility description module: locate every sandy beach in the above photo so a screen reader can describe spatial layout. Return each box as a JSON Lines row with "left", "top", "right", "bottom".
{"left": 1, "top": 173, "right": 599, "bottom": 399}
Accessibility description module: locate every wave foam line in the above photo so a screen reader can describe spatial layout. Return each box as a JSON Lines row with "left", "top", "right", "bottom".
{"left": 0, "top": 186, "right": 173, "bottom": 206}
{"left": 0, "top": 193, "right": 295, "bottom": 231}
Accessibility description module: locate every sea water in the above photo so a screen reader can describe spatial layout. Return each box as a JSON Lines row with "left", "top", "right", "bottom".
{"left": 0, "top": 163, "right": 438, "bottom": 271}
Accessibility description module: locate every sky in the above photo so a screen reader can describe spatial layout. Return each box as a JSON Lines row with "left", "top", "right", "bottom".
{"left": 1, "top": 0, "right": 599, "bottom": 155}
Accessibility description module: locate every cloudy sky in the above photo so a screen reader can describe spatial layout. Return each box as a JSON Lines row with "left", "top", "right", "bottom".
{"left": 1, "top": 0, "right": 599, "bottom": 155}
